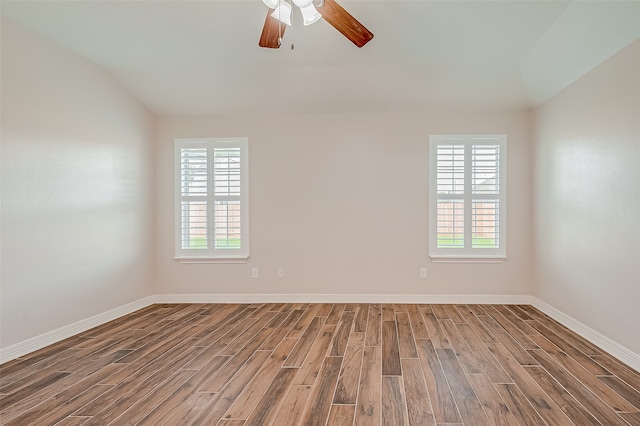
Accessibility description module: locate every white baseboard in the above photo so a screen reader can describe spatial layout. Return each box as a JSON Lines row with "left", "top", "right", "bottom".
{"left": 2, "top": 293, "right": 638, "bottom": 374}
{"left": 153, "top": 293, "right": 535, "bottom": 305}
{"left": 0, "top": 296, "right": 155, "bottom": 364}
{"left": 531, "top": 298, "right": 640, "bottom": 373}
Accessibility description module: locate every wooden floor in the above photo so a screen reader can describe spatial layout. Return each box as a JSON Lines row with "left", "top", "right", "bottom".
{"left": 1, "top": 304, "right": 639, "bottom": 425}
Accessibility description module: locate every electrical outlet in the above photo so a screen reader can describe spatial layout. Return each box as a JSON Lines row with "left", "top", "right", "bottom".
{"left": 251, "top": 268, "right": 259, "bottom": 279}
{"left": 277, "top": 267, "right": 284, "bottom": 278}
{"left": 420, "top": 267, "right": 428, "bottom": 279}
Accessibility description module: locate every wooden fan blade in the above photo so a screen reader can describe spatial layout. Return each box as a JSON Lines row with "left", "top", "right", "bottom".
{"left": 259, "top": 10, "right": 285, "bottom": 48}
{"left": 317, "top": 0, "right": 373, "bottom": 47}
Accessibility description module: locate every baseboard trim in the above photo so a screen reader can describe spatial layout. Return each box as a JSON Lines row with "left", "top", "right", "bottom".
{"left": 2, "top": 293, "right": 638, "bottom": 373}
{"left": 153, "top": 293, "right": 535, "bottom": 305}
{"left": 0, "top": 296, "right": 155, "bottom": 364}
{"left": 531, "top": 298, "right": 640, "bottom": 373}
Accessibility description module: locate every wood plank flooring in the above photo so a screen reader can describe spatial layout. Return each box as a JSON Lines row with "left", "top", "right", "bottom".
{"left": 1, "top": 303, "right": 639, "bottom": 425}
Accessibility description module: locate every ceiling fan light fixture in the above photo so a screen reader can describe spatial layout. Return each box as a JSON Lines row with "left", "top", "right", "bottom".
{"left": 299, "top": 4, "right": 322, "bottom": 26}
{"left": 259, "top": 0, "right": 373, "bottom": 49}
{"left": 271, "top": 0, "right": 292, "bottom": 26}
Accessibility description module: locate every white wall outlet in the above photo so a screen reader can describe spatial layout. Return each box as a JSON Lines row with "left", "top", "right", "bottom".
{"left": 251, "top": 268, "right": 259, "bottom": 279}
{"left": 420, "top": 267, "right": 428, "bottom": 279}
{"left": 277, "top": 267, "right": 284, "bottom": 278}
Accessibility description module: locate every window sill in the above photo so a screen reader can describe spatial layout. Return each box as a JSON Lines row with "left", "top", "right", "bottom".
{"left": 174, "top": 256, "right": 249, "bottom": 264}
{"left": 429, "top": 256, "right": 506, "bottom": 264}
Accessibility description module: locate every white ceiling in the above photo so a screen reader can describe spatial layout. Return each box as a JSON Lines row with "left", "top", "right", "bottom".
{"left": 2, "top": 0, "right": 639, "bottom": 115}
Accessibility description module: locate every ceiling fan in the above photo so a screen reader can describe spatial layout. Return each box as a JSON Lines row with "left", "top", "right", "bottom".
{"left": 259, "top": 0, "right": 374, "bottom": 49}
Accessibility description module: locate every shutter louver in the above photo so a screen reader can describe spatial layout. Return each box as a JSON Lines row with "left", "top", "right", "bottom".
{"left": 436, "top": 145, "right": 465, "bottom": 248}
{"left": 213, "top": 147, "right": 242, "bottom": 249}
{"left": 180, "top": 148, "right": 208, "bottom": 249}
{"left": 472, "top": 145, "right": 500, "bottom": 249}
{"left": 437, "top": 200, "right": 464, "bottom": 248}
{"left": 472, "top": 200, "right": 499, "bottom": 248}
{"left": 436, "top": 145, "right": 465, "bottom": 195}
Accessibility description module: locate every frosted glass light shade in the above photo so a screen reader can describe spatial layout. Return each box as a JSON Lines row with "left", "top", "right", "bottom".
{"left": 271, "top": 1, "right": 292, "bottom": 26}
{"left": 292, "top": 0, "right": 312, "bottom": 7}
{"left": 263, "top": 0, "right": 278, "bottom": 8}
{"left": 299, "top": 4, "right": 322, "bottom": 25}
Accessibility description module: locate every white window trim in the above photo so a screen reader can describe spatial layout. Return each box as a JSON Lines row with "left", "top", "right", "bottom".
{"left": 174, "top": 137, "right": 249, "bottom": 263}
{"left": 429, "top": 135, "right": 507, "bottom": 261}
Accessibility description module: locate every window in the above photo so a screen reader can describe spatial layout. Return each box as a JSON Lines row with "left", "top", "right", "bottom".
{"left": 175, "top": 138, "right": 249, "bottom": 262}
{"left": 429, "top": 135, "right": 506, "bottom": 259}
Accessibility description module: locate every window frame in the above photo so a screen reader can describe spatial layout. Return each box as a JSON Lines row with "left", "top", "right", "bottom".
{"left": 174, "top": 137, "right": 249, "bottom": 263}
{"left": 429, "top": 135, "right": 507, "bottom": 261}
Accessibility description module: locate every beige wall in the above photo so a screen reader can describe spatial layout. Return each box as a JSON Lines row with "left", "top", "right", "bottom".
{"left": 155, "top": 111, "right": 534, "bottom": 296}
{"left": 0, "top": 18, "right": 155, "bottom": 348}
{"left": 532, "top": 39, "right": 640, "bottom": 355}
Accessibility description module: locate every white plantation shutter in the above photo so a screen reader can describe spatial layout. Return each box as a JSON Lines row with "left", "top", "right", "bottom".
{"left": 175, "top": 138, "right": 249, "bottom": 261}
{"left": 436, "top": 145, "right": 465, "bottom": 248}
{"left": 471, "top": 144, "right": 501, "bottom": 249}
{"left": 430, "top": 135, "right": 506, "bottom": 259}
{"left": 180, "top": 148, "right": 208, "bottom": 249}
{"left": 213, "top": 146, "right": 242, "bottom": 249}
